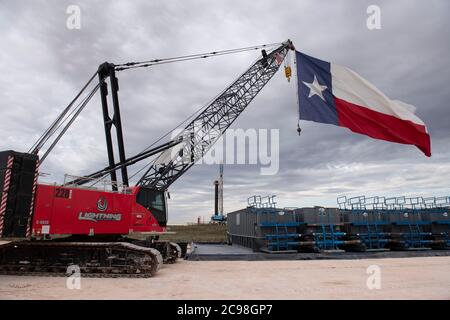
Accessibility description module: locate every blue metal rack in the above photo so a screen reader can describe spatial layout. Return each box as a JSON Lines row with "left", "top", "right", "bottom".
{"left": 311, "top": 224, "right": 345, "bottom": 250}
{"left": 353, "top": 221, "right": 390, "bottom": 249}
{"left": 261, "top": 222, "right": 301, "bottom": 251}
{"left": 252, "top": 205, "right": 302, "bottom": 252}
{"left": 440, "top": 232, "right": 450, "bottom": 248}
{"left": 338, "top": 194, "right": 450, "bottom": 250}
{"left": 434, "top": 222, "right": 450, "bottom": 242}
{"left": 393, "top": 221, "right": 433, "bottom": 248}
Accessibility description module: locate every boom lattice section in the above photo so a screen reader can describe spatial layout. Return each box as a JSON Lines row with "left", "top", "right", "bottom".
{"left": 138, "top": 42, "right": 293, "bottom": 190}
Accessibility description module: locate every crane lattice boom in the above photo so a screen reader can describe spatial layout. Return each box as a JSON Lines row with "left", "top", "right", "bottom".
{"left": 138, "top": 40, "right": 294, "bottom": 190}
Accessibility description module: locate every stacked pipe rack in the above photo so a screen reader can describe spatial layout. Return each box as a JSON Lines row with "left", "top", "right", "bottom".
{"left": 227, "top": 194, "right": 450, "bottom": 253}
{"left": 228, "top": 195, "right": 356, "bottom": 253}
{"left": 338, "top": 195, "right": 450, "bottom": 251}
{"left": 294, "top": 207, "right": 348, "bottom": 252}
{"left": 248, "top": 196, "right": 301, "bottom": 253}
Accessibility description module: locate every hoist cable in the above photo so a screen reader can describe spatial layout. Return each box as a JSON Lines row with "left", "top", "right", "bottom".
{"left": 39, "top": 83, "right": 100, "bottom": 164}
{"left": 126, "top": 53, "right": 264, "bottom": 183}
{"left": 29, "top": 71, "right": 99, "bottom": 154}
{"left": 115, "top": 42, "right": 281, "bottom": 71}
{"left": 53, "top": 42, "right": 284, "bottom": 186}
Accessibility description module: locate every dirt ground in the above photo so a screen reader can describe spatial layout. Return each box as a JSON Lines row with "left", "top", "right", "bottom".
{"left": 0, "top": 257, "right": 449, "bottom": 300}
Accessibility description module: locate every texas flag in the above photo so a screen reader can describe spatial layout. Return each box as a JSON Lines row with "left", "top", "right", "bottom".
{"left": 296, "top": 51, "right": 431, "bottom": 156}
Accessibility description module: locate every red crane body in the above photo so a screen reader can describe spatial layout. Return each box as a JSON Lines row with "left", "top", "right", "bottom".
{"left": 32, "top": 184, "right": 166, "bottom": 237}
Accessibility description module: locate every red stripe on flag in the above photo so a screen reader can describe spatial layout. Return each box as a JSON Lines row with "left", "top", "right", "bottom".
{"left": 335, "top": 97, "right": 431, "bottom": 156}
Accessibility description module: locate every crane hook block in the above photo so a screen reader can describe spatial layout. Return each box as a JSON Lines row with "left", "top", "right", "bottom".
{"left": 284, "top": 66, "right": 292, "bottom": 82}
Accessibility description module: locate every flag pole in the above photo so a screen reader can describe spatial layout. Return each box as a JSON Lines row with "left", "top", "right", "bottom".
{"left": 293, "top": 51, "right": 302, "bottom": 135}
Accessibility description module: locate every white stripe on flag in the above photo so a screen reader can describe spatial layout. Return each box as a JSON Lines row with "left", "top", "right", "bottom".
{"left": 330, "top": 64, "right": 425, "bottom": 126}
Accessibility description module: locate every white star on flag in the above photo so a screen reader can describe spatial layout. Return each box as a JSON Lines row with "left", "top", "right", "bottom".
{"left": 302, "top": 75, "right": 327, "bottom": 101}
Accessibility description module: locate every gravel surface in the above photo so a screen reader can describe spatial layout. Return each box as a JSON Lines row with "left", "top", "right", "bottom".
{"left": 0, "top": 257, "right": 449, "bottom": 299}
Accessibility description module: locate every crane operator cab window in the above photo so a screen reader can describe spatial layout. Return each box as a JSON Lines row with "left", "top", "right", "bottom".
{"left": 136, "top": 187, "right": 168, "bottom": 226}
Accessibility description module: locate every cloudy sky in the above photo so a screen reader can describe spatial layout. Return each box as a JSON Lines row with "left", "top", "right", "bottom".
{"left": 0, "top": 0, "right": 449, "bottom": 223}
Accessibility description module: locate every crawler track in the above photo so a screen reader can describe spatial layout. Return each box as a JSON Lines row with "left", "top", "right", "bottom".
{"left": 0, "top": 241, "right": 162, "bottom": 278}
{"left": 129, "top": 239, "right": 182, "bottom": 264}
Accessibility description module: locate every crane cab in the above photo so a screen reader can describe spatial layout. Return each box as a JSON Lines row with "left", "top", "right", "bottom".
{"left": 136, "top": 187, "right": 168, "bottom": 227}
